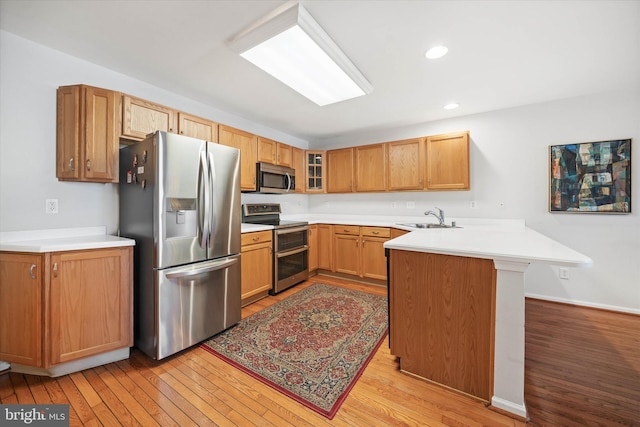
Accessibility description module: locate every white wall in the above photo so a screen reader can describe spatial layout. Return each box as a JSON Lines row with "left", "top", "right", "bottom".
{"left": 0, "top": 31, "right": 308, "bottom": 234}
{"left": 1, "top": 30, "right": 638, "bottom": 313}
{"left": 312, "top": 91, "right": 640, "bottom": 314}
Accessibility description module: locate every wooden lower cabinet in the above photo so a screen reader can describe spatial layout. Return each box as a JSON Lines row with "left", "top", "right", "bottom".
{"left": 317, "top": 224, "right": 333, "bottom": 271}
{"left": 0, "top": 253, "right": 44, "bottom": 367}
{"left": 308, "top": 225, "right": 318, "bottom": 272}
{"left": 332, "top": 225, "right": 390, "bottom": 281}
{"left": 0, "top": 247, "right": 133, "bottom": 372}
{"left": 49, "top": 248, "right": 133, "bottom": 365}
{"left": 388, "top": 249, "right": 496, "bottom": 402}
{"left": 241, "top": 231, "right": 272, "bottom": 305}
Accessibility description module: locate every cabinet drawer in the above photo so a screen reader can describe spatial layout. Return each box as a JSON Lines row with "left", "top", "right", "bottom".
{"left": 361, "top": 227, "right": 390, "bottom": 238}
{"left": 334, "top": 225, "right": 360, "bottom": 236}
{"left": 241, "top": 231, "right": 272, "bottom": 247}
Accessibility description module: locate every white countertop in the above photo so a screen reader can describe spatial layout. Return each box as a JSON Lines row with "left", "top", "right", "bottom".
{"left": 241, "top": 223, "right": 274, "bottom": 233}
{"left": 0, "top": 226, "right": 135, "bottom": 253}
{"left": 281, "top": 213, "right": 592, "bottom": 267}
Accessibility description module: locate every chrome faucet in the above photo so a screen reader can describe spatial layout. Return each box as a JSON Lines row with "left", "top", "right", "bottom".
{"left": 424, "top": 207, "right": 445, "bottom": 225}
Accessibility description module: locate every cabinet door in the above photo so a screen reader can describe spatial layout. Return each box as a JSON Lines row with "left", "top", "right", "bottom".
{"left": 292, "top": 146, "right": 305, "bottom": 193}
{"left": 333, "top": 233, "right": 359, "bottom": 275}
{"left": 361, "top": 236, "right": 388, "bottom": 280}
{"left": 258, "top": 137, "right": 277, "bottom": 164}
{"left": 56, "top": 85, "right": 81, "bottom": 180}
{"left": 49, "top": 247, "right": 132, "bottom": 365}
{"left": 219, "top": 125, "right": 258, "bottom": 191}
{"left": 387, "top": 138, "right": 424, "bottom": 190}
{"left": 327, "top": 148, "right": 354, "bottom": 193}
{"left": 122, "top": 95, "right": 176, "bottom": 140}
{"left": 241, "top": 241, "right": 273, "bottom": 302}
{"left": 0, "top": 253, "right": 43, "bottom": 367}
{"left": 317, "top": 224, "right": 333, "bottom": 270}
{"left": 355, "top": 143, "right": 386, "bottom": 192}
{"left": 178, "top": 112, "right": 218, "bottom": 142}
{"left": 425, "top": 131, "right": 470, "bottom": 190}
{"left": 83, "top": 86, "right": 120, "bottom": 182}
{"left": 277, "top": 143, "right": 292, "bottom": 167}
{"left": 306, "top": 151, "right": 325, "bottom": 193}
{"left": 307, "top": 225, "right": 318, "bottom": 271}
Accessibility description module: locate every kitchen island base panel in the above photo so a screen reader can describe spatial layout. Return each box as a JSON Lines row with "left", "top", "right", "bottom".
{"left": 491, "top": 260, "right": 530, "bottom": 419}
{"left": 6, "top": 347, "right": 129, "bottom": 378}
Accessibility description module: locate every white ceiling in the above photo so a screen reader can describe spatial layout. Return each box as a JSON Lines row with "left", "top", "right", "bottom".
{"left": 1, "top": 0, "right": 639, "bottom": 141}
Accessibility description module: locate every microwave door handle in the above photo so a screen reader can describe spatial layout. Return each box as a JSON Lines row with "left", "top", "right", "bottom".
{"left": 197, "top": 150, "right": 210, "bottom": 248}
{"left": 286, "top": 173, "right": 291, "bottom": 192}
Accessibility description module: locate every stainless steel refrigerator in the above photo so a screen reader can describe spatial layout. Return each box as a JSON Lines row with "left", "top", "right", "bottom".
{"left": 119, "top": 131, "right": 241, "bottom": 360}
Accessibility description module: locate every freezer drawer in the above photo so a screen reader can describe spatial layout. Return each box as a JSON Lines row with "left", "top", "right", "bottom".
{"left": 137, "top": 255, "right": 241, "bottom": 360}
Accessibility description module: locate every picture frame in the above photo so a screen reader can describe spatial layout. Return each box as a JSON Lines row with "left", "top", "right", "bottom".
{"left": 549, "top": 138, "right": 631, "bottom": 213}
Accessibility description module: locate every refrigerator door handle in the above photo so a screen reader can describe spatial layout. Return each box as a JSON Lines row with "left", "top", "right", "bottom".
{"left": 165, "top": 256, "right": 239, "bottom": 279}
{"left": 208, "top": 150, "right": 217, "bottom": 243}
{"left": 197, "top": 150, "right": 211, "bottom": 248}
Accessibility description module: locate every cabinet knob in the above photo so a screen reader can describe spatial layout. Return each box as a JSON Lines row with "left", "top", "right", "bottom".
{"left": 53, "top": 262, "right": 58, "bottom": 278}
{"left": 252, "top": 237, "right": 259, "bottom": 242}
{"left": 68, "top": 157, "right": 75, "bottom": 171}
{"left": 86, "top": 159, "right": 91, "bottom": 171}
{"left": 29, "top": 264, "right": 37, "bottom": 279}
{"left": 372, "top": 231, "right": 380, "bottom": 234}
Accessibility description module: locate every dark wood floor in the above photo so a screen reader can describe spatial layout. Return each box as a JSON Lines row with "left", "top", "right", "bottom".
{"left": 525, "top": 298, "right": 640, "bottom": 426}
{"left": 1, "top": 275, "right": 638, "bottom": 426}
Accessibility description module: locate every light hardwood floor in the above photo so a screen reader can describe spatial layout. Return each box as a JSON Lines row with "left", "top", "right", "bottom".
{"left": 1, "top": 275, "right": 638, "bottom": 426}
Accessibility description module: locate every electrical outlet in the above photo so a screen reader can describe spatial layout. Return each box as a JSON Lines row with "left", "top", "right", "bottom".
{"left": 406, "top": 201, "right": 415, "bottom": 209}
{"left": 559, "top": 267, "right": 569, "bottom": 280}
{"left": 46, "top": 199, "right": 59, "bottom": 214}
{"left": 391, "top": 202, "right": 397, "bottom": 209}
{"left": 470, "top": 200, "right": 477, "bottom": 208}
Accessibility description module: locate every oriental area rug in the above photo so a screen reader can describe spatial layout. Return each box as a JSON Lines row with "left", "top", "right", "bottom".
{"left": 201, "top": 283, "right": 388, "bottom": 419}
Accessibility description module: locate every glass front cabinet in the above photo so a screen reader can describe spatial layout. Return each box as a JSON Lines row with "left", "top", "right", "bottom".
{"left": 306, "top": 151, "right": 325, "bottom": 193}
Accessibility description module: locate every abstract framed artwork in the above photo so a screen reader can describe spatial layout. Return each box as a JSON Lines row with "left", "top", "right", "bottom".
{"left": 550, "top": 139, "right": 631, "bottom": 213}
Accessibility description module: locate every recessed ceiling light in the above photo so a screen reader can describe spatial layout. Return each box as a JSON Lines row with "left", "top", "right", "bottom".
{"left": 443, "top": 103, "right": 459, "bottom": 110}
{"left": 425, "top": 45, "right": 448, "bottom": 59}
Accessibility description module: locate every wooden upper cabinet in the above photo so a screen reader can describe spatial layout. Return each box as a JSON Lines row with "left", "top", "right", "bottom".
{"left": 306, "top": 151, "right": 325, "bottom": 193}
{"left": 219, "top": 125, "right": 258, "bottom": 191}
{"left": 258, "top": 137, "right": 277, "bottom": 164}
{"left": 56, "top": 84, "right": 121, "bottom": 183}
{"left": 355, "top": 143, "right": 386, "bottom": 192}
{"left": 177, "top": 112, "right": 218, "bottom": 142}
{"left": 122, "top": 95, "right": 176, "bottom": 141}
{"left": 425, "top": 131, "right": 470, "bottom": 190}
{"left": 258, "top": 137, "right": 292, "bottom": 167}
{"left": 387, "top": 138, "right": 424, "bottom": 191}
{"left": 327, "top": 148, "right": 354, "bottom": 193}
{"left": 291, "top": 146, "right": 305, "bottom": 193}
{"left": 0, "top": 253, "right": 44, "bottom": 367}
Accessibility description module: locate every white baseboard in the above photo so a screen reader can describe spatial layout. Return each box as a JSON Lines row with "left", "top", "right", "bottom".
{"left": 525, "top": 293, "right": 640, "bottom": 315}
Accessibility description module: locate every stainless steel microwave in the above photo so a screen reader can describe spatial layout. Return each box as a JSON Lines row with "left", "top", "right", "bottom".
{"left": 255, "top": 162, "right": 295, "bottom": 194}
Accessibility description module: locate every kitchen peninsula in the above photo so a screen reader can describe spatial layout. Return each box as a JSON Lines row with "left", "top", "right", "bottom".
{"left": 384, "top": 221, "right": 592, "bottom": 420}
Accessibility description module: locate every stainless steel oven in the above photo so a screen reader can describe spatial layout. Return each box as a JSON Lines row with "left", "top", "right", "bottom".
{"left": 274, "top": 225, "right": 309, "bottom": 293}
{"left": 242, "top": 203, "right": 309, "bottom": 294}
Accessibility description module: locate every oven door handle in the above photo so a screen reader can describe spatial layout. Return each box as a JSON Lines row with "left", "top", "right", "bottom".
{"left": 275, "top": 245, "right": 309, "bottom": 258}
{"left": 275, "top": 226, "right": 309, "bottom": 236}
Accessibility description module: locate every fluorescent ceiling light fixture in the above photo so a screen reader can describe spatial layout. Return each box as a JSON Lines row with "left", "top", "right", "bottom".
{"left": 443, "top": 103, "right": 459, "bottom": 110}
{"left": 425, "top": 45, "right": 448, "bottom": 59}
{"left": 228, "top": 1, "right": 373, "bottom": 106}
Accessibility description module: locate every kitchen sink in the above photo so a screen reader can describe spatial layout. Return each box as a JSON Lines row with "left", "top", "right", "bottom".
{"left": 397, "top": 223, "right": 461, "bottom": 229}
